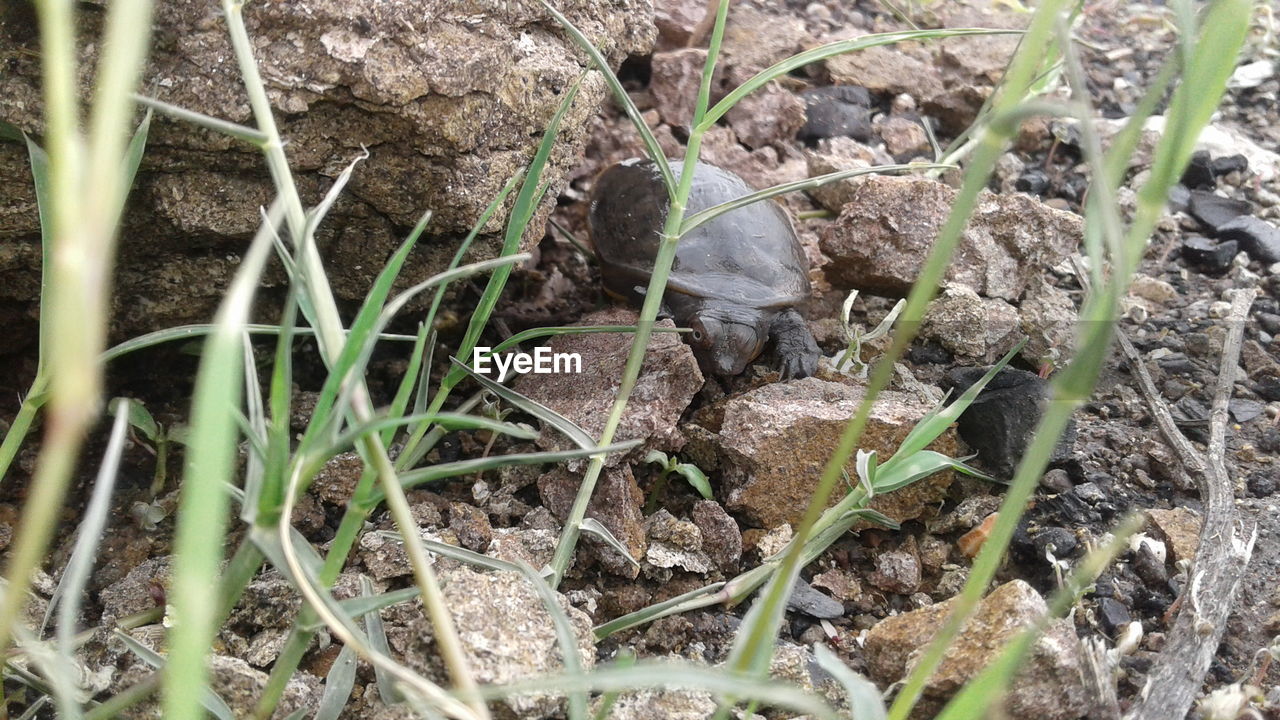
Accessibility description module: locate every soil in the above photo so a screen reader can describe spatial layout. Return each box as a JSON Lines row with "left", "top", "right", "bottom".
{"left": 2, "top": 0, "right": 1279, "bottom": 718}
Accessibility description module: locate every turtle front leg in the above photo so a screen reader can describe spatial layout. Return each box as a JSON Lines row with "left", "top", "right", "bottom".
{"left": 770, "top": 308, "right": 819, "bottom": 379}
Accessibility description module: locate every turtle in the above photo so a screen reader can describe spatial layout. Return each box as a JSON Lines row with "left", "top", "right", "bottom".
{"left": 588, "top": 158, "right": 820, "bottom": 379}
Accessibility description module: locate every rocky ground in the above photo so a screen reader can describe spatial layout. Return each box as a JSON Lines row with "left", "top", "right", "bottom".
{"left": 2, "top": 0, "right": 1279, "bottom": 718}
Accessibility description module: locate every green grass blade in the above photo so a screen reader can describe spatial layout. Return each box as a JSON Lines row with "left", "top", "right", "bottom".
{"left": 375, "top": 441, "right": 640, "bottom": 501}
{"left": 679, "top": 163, "right": 952, "bottom": 236}
{"left": 360, "top": 576, "right": 401, "bottom": 706}
{"left": 163, "top": 199, "right": 283, "bottom": 720}
{"left": 537, "top": 0, "right": 674, "bottom": 194}
{"left": 297, "top": 587, "right": 421, "bottom": 633}
{"left": 579, "top": 519, "right": 639, "bottom": 569}
{"left": 701, "top": 28, "right": 1020, "bottom": 128}
{"left": 313, "top": 643, "right": 357, "bottom": 720}
{"left": 132, "top": 93, "right": 267, "bottom": 145}
{"left": 100, "top": 324, "right": 417, "bottom": 363}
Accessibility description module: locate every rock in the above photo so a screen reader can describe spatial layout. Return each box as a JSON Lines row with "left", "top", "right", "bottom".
{"left": 945, "top": 367, "right": 1076, "bottom": 479}
{"left": 1145, "top": 508, "right": 1202, "bottom": 566}
{"left": 826, "top": 44, "right": 943, "bottom": 100}
{"left": 876, "top": 115, "right": 930, "bottom": 159}
{"left": 598, "top": 689, "right": 717, "bottom": 720}
{"left": 1097, "top": 596, "right": 1132, "bottom": 636}
{"left": 698, "top": 126, "right": 809, "bottom": 191}
{"left": 1030, "top": 526, "right": 1078, "bottom": 559}
{"left": 865, "top": 580, "right": 1088, "bottom": 720}
{"left": 1018, "top": 275, "right": 1078, "bottom": 366}
{"left": 390, "top": 567, "right": 595, "bottom": 720}
{"left": 691, "top": 377, "right": 959, "bottom": 528}
{"left": 1215, "top": 216, "right": 1280, "bottom": 264}
{"left": 1129, "top": 275, "right": 1177, "bottom": 305}
{"left": 448, "top": 502, "right": 493, "bottom": 553}
{"left": 957, "top": 512, "right": 998, "bottom": 558}
{"left": 869, "top": 549, "right": 922, "bottom": 594}
{"left": 1180, "top": 150, "right": 1216, "bottom": 189}
{"left": 1167, "top": 184, "right": 1191, "bottom": 212}
{"left": 1188, "top": 191, "right": 1252, "bottom": 232}
{"left": 538, "top": 466, "right": 646, "bottom": 578}
{"left": 804, "top": 137, "right": 887, "bottom": 212}
{"left": 514, "top": 308, "right": 703, "bottom": 468}
{"left": 1181, "top": 236, "right": 1239, "bottom": 274}
{"left": 643, "top": 510, "right": 713, "bottom": 575}
{"left": 725, "top": 82, "right": 807, "bottom": 150}
{"left": 1211, "top": 154, "right": 1249, "bottom": 177}
{"left": 650, "top": 48, "right": 710, "bottom": 128}
{"left": 1016, "top": 168, "right": 1050, "bottom": 195}
{"left": 0, "top": 0, "right": 654, "bottom": 351}
{"left": 98, "top": 557, "right": 172, "bottom": 627}
{"left": 811, "top": 568, "right": 861, "bottom": 602}
{"left": 1229, "top": 398, "right": 1266, "bottom": 423}
{"left": 922, "top": 284, "right": 1019, "bottom": 361}
{"left": 819, "top": 175, "right": 1083, "bottom": 301}
{"left": 692, "top": 500, "right": 743, "bottom": 572}
{"left": 488, "top": 527, "right": 559, "bottom": 570}
{"left": 1040, "top": 468, "right": 1073, "bottom": 494}
{"left": 720, "top": 4, "right": 810, "bottom": 80}
{"left": 653, "top": 0, "right": 710, "bottom": 50}
{"left": 796, "top": 85, "right": 874, "bottom": 144}
{"left": 786, "top": 577, "right": 845, "bottom": 619}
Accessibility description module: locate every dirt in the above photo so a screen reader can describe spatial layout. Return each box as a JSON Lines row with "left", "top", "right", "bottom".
{"left": 2, "top": 0, "right": 1279, "bottom": 718}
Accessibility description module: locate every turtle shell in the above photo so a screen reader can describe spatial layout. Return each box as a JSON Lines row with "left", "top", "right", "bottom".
{"left": 589, "top": 159, "right": 810, "bottom": 309}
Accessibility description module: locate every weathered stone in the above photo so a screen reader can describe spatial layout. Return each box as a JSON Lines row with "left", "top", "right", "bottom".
{"left": 692, "top": 500, "right": 743, "bottom": 572}
{"left": 695, "top": 377, "right": 958, "bottom": 528}
{"left": 653, "top": 0, "right": 710, "bottom": 50}
{"left": 868, "top": 549, "right": 922, "bottom": 594}
{"left": 0, "top": 0, "right": 655, "bottom": 352}
{"left": 804, "top": 136, "right": 889, "bottom": 213}
{"left": 721, "top": 4, "right": 810, "bottom": 79}
{"left": 538, "top": 466, "right": 646, "bottom": 578}
{"left": 725, "top": 82, "right": 807, "bottom": 149}
{"left": 876, "top": 115, "right": 930, "bottom": 159}
{"left": 1018, "top": 275, "right": 1078, "bottom": 366}
{"left": 514, "top": 308, "right": 703, "bottom": 468}
{"left": 390, "top": 567, "right": 595, "bottom": 720}
{"left": 922, "top": 284, "right": 1019, "bottom": 361}
{"left": 650, "top": 48, "right": 711, "bottom": 128}
{"left": 644, "top": 510, "right": 714, "bottom": 575}
{"left": 597, "top": 689, "right": 717, "bottom": 720}
{"left": 449, "top": 502, "right": 493, "bottom": 553}
{"left": 797, "top": 85, "right": 874, "bottom": 145}
{"left": 487, "top": 527, "right": 559, "bottom": 570}
{"left": 865, "top": 579, "right": 1088, "bottom": 720}
{"left": 819, "top": 176, "right": 1082, "bottom": 301}
{"left": 826, "top": 44, "right": 943, "bottom": 99}
{"left": 1145, "top": 507, "right": 1202, "bottom": 566}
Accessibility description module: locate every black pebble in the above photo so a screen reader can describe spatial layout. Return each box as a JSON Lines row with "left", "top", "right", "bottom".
{"left": 1188, "top": 190, "right": 1252, "bottom": 231}
{"left": 1255, "top": 376, "right": 1280, "bottom": 402}
{"left": 1215, "top": 216, "right": 1280, "bottom": 264}
{"left": 1180, "top": 236, "right": 1238, "bottom": 274}
{"left": 1210, "top": 154, "right": 1249, "bottom": 176}
{"left": 797, "top": 85, "right": 874, "bottom": 144}
{"left": 945, "top": 367, "right": 1076, "bottom": 479}
{"left": 1156, "top": 352, "right": 1196, "bottom": 375}
{"left": 1015, "top": 169, "right": 1050, "bottom": 194}
{"left": 1097, "top": 596, "right": 1132, "bottom": 635}
{"left": 1179, "top": 150, "right": 1215, "bottom": 189}
{"left": 1032, "top": 526, "right": 1078, "bottom": 559}
{"left": 1247, "top": 472, "right": 1276, "bottom": 497}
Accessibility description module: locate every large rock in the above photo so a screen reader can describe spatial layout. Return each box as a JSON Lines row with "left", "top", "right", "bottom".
{"left": 819, "top": 176, "right": 1082, "bottom": 302}
{"left": 538, "top": 465, "right": 647, "bottom": 578}
{"left": 387, "top": 567, "right": 596, "bottom": 720}
{"left": 0, "top": 1, "right": 655, "bottom": 352}
{"left": 865, "top": 579, "right": 1088, "bottom": 720}
{"left": 685, "top": 376, "right": 959, "bottom": 529}
{"left": 513, "top": 307, "right": 704, "bottom": 468}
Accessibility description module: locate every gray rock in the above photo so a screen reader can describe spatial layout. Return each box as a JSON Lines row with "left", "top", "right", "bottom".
{"left": 1188, "top": 190, "right": 1251, "bottom": 231}
{"left": 1181, "top": 236, "right": 1240, "bottom": 274}
{"left": 869, "top": 549, "right": 922, "bottom": 594}
{"left": 945, "top": 366, "right": 1076, "bottom": 479}
{"left": 513, "top": 307, "right": 704, "bottom": 469}
{"left": 1216, "top": 215, "right": 1280, "bottom": 263}
{"left": 538, "top": 466, "right": 647, "bottom": 578}
{"left": 650, "top": 48, "right": 711, "bottom": 128}
{"left": 786, "top": 577, "right": 845, "bottom": 619}
{"left": 803, "top": 137, "right": 886, "bottom": 213}
{"left": 819, "top": 176, "right": 1083, "bottom": 301}
{"left": 692, "top": 500, "right": 743, "bottom": 572}
{"left": 922, "top": 284, "right": 1019, "bottom": 361}
{"left": 0, "top": 0, "right": 654, "bottom": 352}
{"left": 797, "top": 85, "right": 874, "bottom": 144}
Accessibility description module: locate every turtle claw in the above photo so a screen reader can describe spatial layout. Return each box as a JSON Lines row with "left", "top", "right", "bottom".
{"left": 771, "top": 308, "right": 819, "bottom": 380}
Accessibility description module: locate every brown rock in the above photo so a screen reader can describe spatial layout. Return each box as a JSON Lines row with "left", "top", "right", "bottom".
{"left": 538, "top": 466, "right": 647, "bottom": 578}
{"left": 825, "top": 44, "right": 943, "bottom": 99}
{"left": 877, "top": 115, "right": 930, "bottom": 159}
{"left": 721, "top": 4, "right": 810, "bottom": 79}
{"left": 448, "top": 502, "right": 493, "bottom": 552}
{"left": 692, "top": 500, "right": 743, "bottom": 572}
{"left": 803, "top": 136, "right": 888, "bottom": 213}
{"left": 725, "top": 82, "right": 807, "bottom": 150}
{"left": 654, "top": 0, "right": 710, "bottom": 50}
{"left": 869, "top": 549, "right": 922, "bottom": 594}
{"left": 0, "top": 0, "right": 655, "bottom": 352}
{"left": 1019, "top": 275, "right": 1078, "bottom": 366}
{"left": 650, "top": 48, "right": 711, "bottom": 128}
{"left": 922, "top": 284, "right": 1019, "bottom": 360}
{"left": 865, "top": 579, "right": 1088, "bottom": 720}
{"left": 819, "top": 175, "right": 1082, "bottom": 301}
{"left": 696, "top": 377, "right": 958, "bottom": 528}
{"left": 514, "top": 307, "right": 704, "bottom": 468}
{"left": 1145, "top": 508, "right": 1202, "bottom": 565}
{"left": 699, "top": 126, "right": 809, "bottom": 192}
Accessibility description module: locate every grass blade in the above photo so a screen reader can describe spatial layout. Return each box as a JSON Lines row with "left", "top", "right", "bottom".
{"left": 313, "top": 644, "right": 357, "bottom": 720}
{"left": 448, "top": 357, "right": 598, "bottom": 450}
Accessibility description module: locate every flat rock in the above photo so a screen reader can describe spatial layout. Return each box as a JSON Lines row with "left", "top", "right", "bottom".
{"left": 1216, "top": 216, "right": 1280, "bottom": 264}
{"left": 946, "top": 367, "right": 1076, "bottom": 479}
{"left": 786, "top": 577, "right": 845, "bottom": 619}
{"left": 865, "top": 579, "right": 1088, "bottom": 720}
{"left": 389, "top": 567, "right": 595, "bottom": 720}
{"left": 1188, "top": 190, "right": 1251, "bottom": 231}
{"left": 514, "top": 307, "right": 704, "bottom": 468}
{"left": 819, "top": 175, "right": 1083, "bottom": 301}
{"left": 826, "top": 44, "right": 943, "bottom": 100}
{"left": 1181, "top": 236, "right": 1239, "bottom": 274}
{"left": 689, "top": 377, "right": 958, "bottom": 528}
{"left": 1145, "top": 507, "right": 1202, "bottom": 565}
{"left": 538, "top": 466, "right": 647, "bottom": 578}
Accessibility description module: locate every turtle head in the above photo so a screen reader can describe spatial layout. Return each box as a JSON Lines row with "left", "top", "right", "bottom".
{"left": 688, "top": 310, "right": 768, "bottom": 376}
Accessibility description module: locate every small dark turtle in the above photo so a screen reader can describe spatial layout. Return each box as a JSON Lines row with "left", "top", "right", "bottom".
{"left": 589, "top": 158, "right": 820, "bottom": 378}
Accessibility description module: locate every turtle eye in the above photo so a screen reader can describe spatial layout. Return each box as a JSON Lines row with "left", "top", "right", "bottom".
{"left": 688, "top": 318, "right": 716, "bottom": 349}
